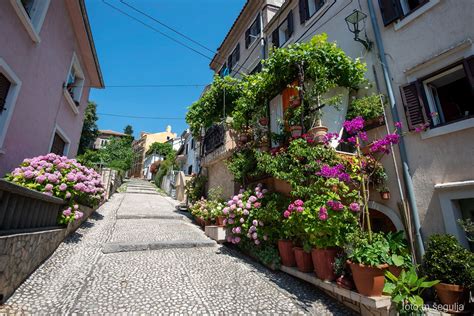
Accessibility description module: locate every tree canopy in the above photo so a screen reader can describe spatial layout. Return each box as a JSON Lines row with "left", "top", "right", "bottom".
{"left": 146, "top": 142, "right": 175, "bottom": 158}
{"left": 77, "top": 137, "right": 135, "bottom": 172}
{"left": 78, "top": 101, "right": 99, "bottom": 155}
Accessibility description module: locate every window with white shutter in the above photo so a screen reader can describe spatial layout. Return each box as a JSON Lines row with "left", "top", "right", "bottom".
{"left": 0, "top": 73, "right": 11, "bottom": 115}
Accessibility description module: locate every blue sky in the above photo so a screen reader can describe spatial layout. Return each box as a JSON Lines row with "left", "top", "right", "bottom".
{"left": 86, "top": 0, "right": 246, "bottom": 138}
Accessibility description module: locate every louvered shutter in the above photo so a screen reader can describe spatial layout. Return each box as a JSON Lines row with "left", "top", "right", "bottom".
{"left": 0, "top": 73, "right": 11, "bottom": 113}
{"left": 235, "top": 43, "right": 240, "bottom": 62}
{"left": 287, "top": 10, "right": 294, "bottom": 37}
{"left": 228, "top": 55, "right": 233, "bottom": 73}
{"left": 272, "top": 29, "right": 280, "bottom": 48}
{"left": 378, "top": 0, "right": 402, "bottom": 26}
{"left": 400, "top": 82, "right": 428, "bottom": 131}
{"left": 256, "top": 13, "right": 261, "bottom": 33}
{"left": 245, "top": 29, "right": 251, "bottom": 48}
{"left": 465, "top": 56, "right": 474, "bottom": 89}
{"left": 299, "top": 0, "right": 307, "bottom": 24}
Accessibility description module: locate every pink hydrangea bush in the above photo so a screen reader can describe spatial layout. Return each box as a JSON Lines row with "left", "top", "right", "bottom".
{"left": 6, "top": 153, "right": 105, "bottom": 224}
{"left": 224, "top": 184, "right": 268, "bottom": 245}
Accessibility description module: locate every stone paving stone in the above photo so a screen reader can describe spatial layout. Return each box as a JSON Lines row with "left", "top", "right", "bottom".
{"left": 0, "top": 180, "right": 354, "bottom": 315}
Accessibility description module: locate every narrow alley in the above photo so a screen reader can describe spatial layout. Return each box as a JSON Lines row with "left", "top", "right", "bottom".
{"left": 1, "top": 180, "right": 353, "bottom": 315}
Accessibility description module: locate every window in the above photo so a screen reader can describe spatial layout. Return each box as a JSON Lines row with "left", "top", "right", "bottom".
{"left": 378, "top": 0, "right": 428, "bottom": 26}
{"left": 269, "top": 95, "right": 284, "bottom": 147}
{"left": 227, "top": 44, "right": 240, "bottom": 74}
{"left": 50, "top": 133, "right": 66, "bottom": 155}
{"left": 458, "top": 198, "right": 474, "bottom": 251}
{"left": 299, "top": 0, "right": 325, "bottom": 24}
{"left": 64, "top": 54, "right": 84, "bottom": 114}
{"left": 185, "top": 144, "right": 189, "bottom": 155}
{"left": 219, "top": 64, "right": 228, "bottom": 77}
{"left": 10, "top": 0, "right": 50, "bottom": 43}
{"left": 245, "top": 14, "right": 261, "bottom": 49}
{"left": 272, "top": 11, "right": 294, "bottom": 48}
{"left": 0, "top": 58, "right": 22, "bottom": 151}
{"left": 401, "top": 57, "right": 474, "bottom": 131}
{"left": 0, "top": 74, "right": 11, "bottom": 115}
{"left": 187, "top": 165, "right": 193, "bottom": 175}
{"left": 191, "top": 138, "right": 195, "bottom": 149}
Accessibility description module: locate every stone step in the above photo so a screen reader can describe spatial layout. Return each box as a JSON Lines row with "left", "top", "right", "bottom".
{"left": 116, "top": 214, "right": 184, "bottom": 220}
{"left": 101, "top": 240, "right": 216, "bottom": 254}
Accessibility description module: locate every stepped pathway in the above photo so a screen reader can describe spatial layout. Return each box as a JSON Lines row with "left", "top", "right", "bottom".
{"left": 1, "top": 179, "right": 354, "bottom": 315}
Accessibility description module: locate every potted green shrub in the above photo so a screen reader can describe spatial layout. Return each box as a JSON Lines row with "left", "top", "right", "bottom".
{"left": 422, "top": 234, "right": 473, "bottom": 312}
{"left": 383, "top": 266, "right": 439, "bottom": 315}
{"left": 345, "top": 231, "right": 390, "bottom": 296}
{"left": 346, "top": 94, "right": 385, "bottom": 129}
{"left": 285, "top": 105, "right": 303, "bottom": 138}
{"left": 386, "top": 231, "right": 412, "bottom": 277}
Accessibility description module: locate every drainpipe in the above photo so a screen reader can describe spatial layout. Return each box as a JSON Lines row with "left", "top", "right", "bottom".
{"left": 366, "top": 0, "right": 425, "bottom": 259}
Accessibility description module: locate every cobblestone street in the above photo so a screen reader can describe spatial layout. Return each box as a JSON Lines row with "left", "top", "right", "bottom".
{"left": 1, "top": 180, "right": 354, "bottom": 315}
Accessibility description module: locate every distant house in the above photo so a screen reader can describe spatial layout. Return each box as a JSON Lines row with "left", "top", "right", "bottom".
{"left": 177, "top": 129, "right": 200, "bottom": 176}
{"left": 0, "top": 0, "right": 104, "bottom": 176}
{"left": 92, "top": 130, "right": 128, "bottom": 150}
{"left": 131, "top": 125, "right": 177, "bottom": 178}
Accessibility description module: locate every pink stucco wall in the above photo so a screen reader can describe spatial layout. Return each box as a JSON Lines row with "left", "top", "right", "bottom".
{"left": 0, "top": 0, "right": 92, "bottom": 176}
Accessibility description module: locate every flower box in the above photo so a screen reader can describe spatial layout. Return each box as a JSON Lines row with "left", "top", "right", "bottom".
{"left": 0, "top": 179, "right": 65, "bottom": 233}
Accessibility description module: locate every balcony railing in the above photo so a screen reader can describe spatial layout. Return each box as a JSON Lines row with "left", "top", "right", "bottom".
{"left": 203, "top": 124, "right": 225, "bottom": 154}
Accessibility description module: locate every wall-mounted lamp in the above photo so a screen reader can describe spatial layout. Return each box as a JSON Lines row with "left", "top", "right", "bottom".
{"left": 345, "top": 9, "right": 373, "bottom": 51}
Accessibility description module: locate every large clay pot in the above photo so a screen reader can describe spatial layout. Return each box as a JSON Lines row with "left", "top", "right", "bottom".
{"left": 290, "top": 126, "right": 303, "bottom": 138}
{"left": 277, "top": 240, "right": 296, "bottom": 267}
{"left": 434, "top": 283, "right": 469, "bottom": 313}
{"left": 308, "top": 126, "right": 328, "bottom": 144}
{"left": 293, "top": 247, "right": 314, "bottom": 273}
{"left": 259, "top": 117, "right": 269, "bottom": 126}
{"left": 336, "top": 275, "right": 355, "bottom": 290}
{"left": 348, "top": 260, "right": 388, "bottom": 296}
{"left": 311, "top": 248, "right": 339, "bottom": 281}
{"left": 380, "top": 191, "right": 391, "bottom": 200}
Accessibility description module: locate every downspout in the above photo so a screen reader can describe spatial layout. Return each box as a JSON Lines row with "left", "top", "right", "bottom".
{"left": 366, "top": 0, "right": 425, "bottom": 259}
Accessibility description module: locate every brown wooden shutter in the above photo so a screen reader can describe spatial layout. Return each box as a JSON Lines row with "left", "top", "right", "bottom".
{"left": 272, "top": 29, "right": 280, "bottom": 48}
{"left": 299, "top": 0, "right": 307, "bottom": 24}
{"left": 235, "top": 43, "right": 240, "bottom": 62}
{"left": 287, "top": 10, "right": 294, "bottom": 37}
{"left": 0, "top": 73, "right": 11, "bottom": 113}
{"left": 378, "top": 0, "right": 402, "bottom": 26}
{"left": 400, "top": 82, "right": 428, "bottom": 131}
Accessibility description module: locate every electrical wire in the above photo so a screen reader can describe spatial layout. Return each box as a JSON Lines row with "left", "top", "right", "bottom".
{"left": 98, "top": 112, "right": 184, "bottom": 120}
{"left": 69, "top": 84, "right": 208, "bottom": 88}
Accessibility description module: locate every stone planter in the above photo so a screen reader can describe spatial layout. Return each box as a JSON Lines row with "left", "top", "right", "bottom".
{"left": 0, "top": 179, "right": 65, "bottom": 233}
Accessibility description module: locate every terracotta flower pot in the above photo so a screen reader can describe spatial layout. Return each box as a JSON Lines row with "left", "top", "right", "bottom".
{"left": 216, "top": 216, "right": 225, "bottom": 227}
{"left": 311, "top": 248, "right": 339, "bottom": 281}
{"left": 290, "top": 126, "right": 303, "bottom": 138}
{"left": 388, "top": 265, "right": 402, "bottom": 278}
{"left": 336, "top": 275, "right": 355, "bottom": 290}
{"left": 293, "top": 247, "right": 314, "bottom": 273}
{"left": 290, "top": 98, "right": 301, "bottom": 107}
{"left": 380, "top": 192, "right": 390, "bottom": 200}
{"left": 277, "top": 240, "right": 296, "bottom": 267}
{"left": 434, "top": 283, "right": 469, "bottom": 312}
{"left": 348, "top": 260, "right": 388, "bottom": 297}
{"left": 308, "top": 126, "right": 328, "bottom": 144}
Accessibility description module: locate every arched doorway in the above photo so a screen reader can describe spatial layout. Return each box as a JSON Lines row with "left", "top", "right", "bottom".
{"left": 365, "top": 201, "right": 405, "bottom": 233}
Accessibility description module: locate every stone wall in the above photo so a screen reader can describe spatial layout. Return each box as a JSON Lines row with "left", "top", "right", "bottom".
{"left": 100, "top": 168, "right": 123, "bottom": 200}
{"left": 0, "top": 204, "right": 96, "bottom": 303}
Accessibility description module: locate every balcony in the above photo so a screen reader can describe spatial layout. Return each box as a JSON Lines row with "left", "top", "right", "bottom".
{"left": 201, "top": 124, "right": 237, "bottom": 167}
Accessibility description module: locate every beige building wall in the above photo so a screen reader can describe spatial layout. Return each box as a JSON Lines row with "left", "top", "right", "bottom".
{"left": 373, "top": 0, "right": 474, "bottom": 244}
{"left": 143, "top": 126, "right": 177, "bottom": 152}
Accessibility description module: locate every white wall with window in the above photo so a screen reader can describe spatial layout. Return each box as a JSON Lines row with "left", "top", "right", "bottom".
{"left": 64, "top": 53, "right": 85, "bottom": 115}
{"left": 0, "top": 58, "right": 22, "bottom": 153}
{"left": 269, "top": 94, "right": 283, "bottom": 147}
{"left": 245, "top": 14, "right": 261, "bottom": 49}
{"left": 227, "top": 44, "right": 241, "bottom": 75}
{"left": 49, "top": 125, "right": 70, "bottom": 156}
{"left": 10, "top": 0, "right": 51, "bottom": 43}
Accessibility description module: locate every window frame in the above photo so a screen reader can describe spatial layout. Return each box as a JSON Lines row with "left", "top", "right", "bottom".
{"left": 10, "top": 0, "right": 51, "bottom": 43}
{"left": 49, "top": 125, "right": 70, "bottom": 156}
{"left": 0, "top": 58, "right": 22, "bottom": 153}
{"left": 63, "top": 53, "right": 85, "bottom": 115}
{"left": 420, "top": 60, "right": 474, "bottom": 128}
{"left": 227, "top": 44, "right": 240, "bottom": 75}
{"left": 245, "top": 14, "right": 261, "bottom": 49}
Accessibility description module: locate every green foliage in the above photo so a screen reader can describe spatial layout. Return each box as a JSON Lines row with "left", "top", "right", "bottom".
{"left": 185, "top": 174, "right": 207, "bottom": 203}
{"left": 345, "top": 231, "right": 391, "bottom": 267}
{"left": 383, "top": 266, "right": 439, "bottom": 314}
{"left": 189, "top": 198, "right": 224, "bottom": 221}
{"left": 226, "top": 148, "right": 262, "bottom": 184}
{"left": 154, "top": 151, "right": 177, "bottom": 187}
{"left": 386, "top": 231, "right": 412, "bottom": 269}
{"left": 237, "top": 238, "right": 281, "bottom": 268}
{"left": 256, "top": 193, "right": 291, "bottom": 242}
{"left": 422, "top": 234, "right": 474, "bottom": 289}
{"left": 347, "top": 94, "right": 384, "bottom": 120}
{"left": 78, "top": 101, "right": 99, "bottom": 155}
{"left": 458, "top": 218, "right": 474, "bottom": 242}
{"left": 146, "top": 142, "right": 174, "bottom": 157}
{"left": 186, "top": 75, "right": 242, "bottom": 136}
{"left": 124, "top": 125, "right": 134, "bottom": 136}
{"left": 77, "top": 137, "right": 135, "bottom": 172}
